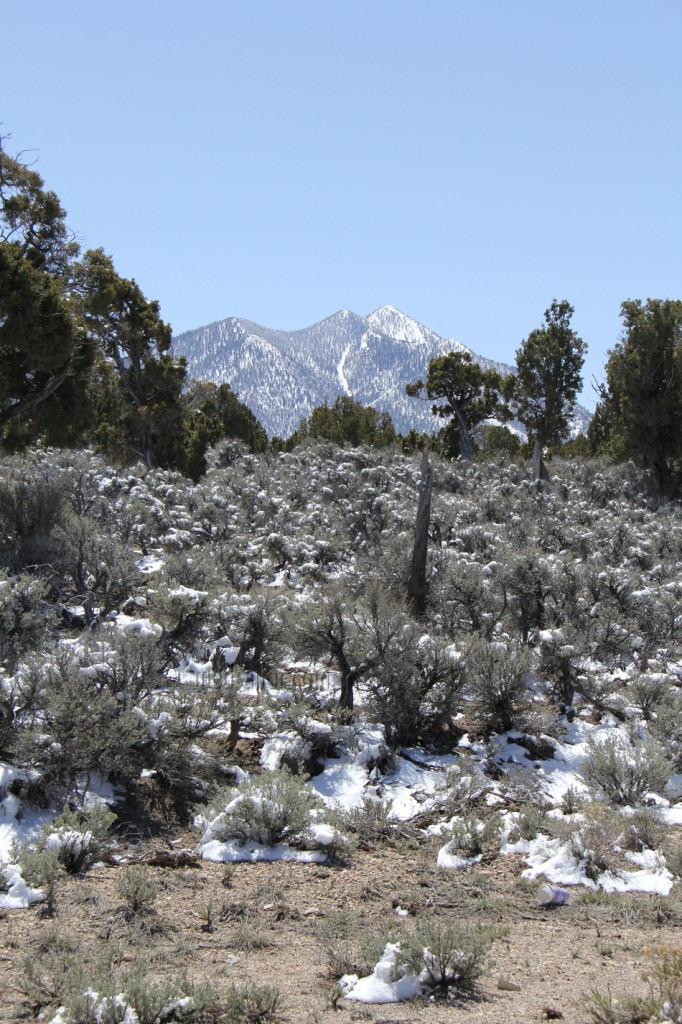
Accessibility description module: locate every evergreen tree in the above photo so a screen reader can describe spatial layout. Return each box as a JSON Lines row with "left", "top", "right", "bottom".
{"left": 0, "top": 144, "right": 92, "bottom": 444}
{"left": 512, "top": 300, "right": 586, "bottom": 484}
{"left": 77, "top": 248, "right": 186, "bottom": 470}
{"left": 597, "top": 299, "right": 682, "bottom": 495}
{"left": 180, "top": 381, "right": 268, "bottom": 480}
{"left": 288, "top": 395, "right": 396, "bottom": 449}
{"left": 406, "top": 351, "right": 508, "bottom": 460}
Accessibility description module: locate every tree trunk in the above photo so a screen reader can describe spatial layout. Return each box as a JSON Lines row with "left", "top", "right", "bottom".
{"left": 408, "top": 446, "right": 433, "bottom": 615}
{"left": 453, "top": 406, "right": 475, "bottom": 461}
{"left": 532, "top": 440, "right": 549, "bottom": 489}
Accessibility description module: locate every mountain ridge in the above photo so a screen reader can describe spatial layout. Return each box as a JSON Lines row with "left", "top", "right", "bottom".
{"left": 173, "top": 305, "right": 591, "bottom": 440}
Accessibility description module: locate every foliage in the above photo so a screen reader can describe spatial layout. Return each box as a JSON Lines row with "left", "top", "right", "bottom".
{"left": 596, "top": 298, "right": 682, "bottom": 495}
{"left": 116, "top": 864, "right": 158, "bottom": 917}
{"left": 0, "top": 145, "right": 92, "bottom": 446}
{"left": 180, "top": 380, "right": 268, "bottom": 480}
{"left": 78, "top": 247, "right": 186, "bottom": 471}
{"left": 25, "top": 950, "right": 225, "bottom": 1024}
{"left": 475, "top": 424, "right": 523, "bottom": 462}
{"left": 443, "top": 811, "right": 501, "bottom": 859}
{"left": 335, "top": 796, "right": 397, "bottom": 847}
{"left": 582, "top": 731, "right": 673, "bottom": 806}
{"left": 289, "top": 395, "right": 396, "bottom": 449}
{"left": 465, "top": 640, "right": 533, "bottom": 736}
{"left": 0, "top": 571, "right": 55, "bottom": 673}
{"left": 397, "top": 917, "right": 495, "bottom": 994}
{"left": 512, "top": 300, "right": 586, "bottom": 482}
{"left": 406, "top": 350, "right": 509, "bottom": 461}
{"left": 199, "top": 768, "right": 321, "bottom": 847}
{"left": 18, "top": 803, "right": 117, "bottom": 884}
{"left": 15, "top": 648, "right": 152, "bottom": 803}
{"left": 315, "top": 909, "right": 394, "bottom": 979}
{"left": 586, "top": 945, "right": 682, "bottom": 1024}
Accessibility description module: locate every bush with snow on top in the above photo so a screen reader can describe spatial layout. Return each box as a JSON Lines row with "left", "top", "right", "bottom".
{"left": 583, "top": 731, "right": 673, "bottom": 806}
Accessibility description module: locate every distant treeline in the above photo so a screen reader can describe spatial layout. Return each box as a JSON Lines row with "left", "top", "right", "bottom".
{"left": 2, "top": 143, "right": 681, "bottom": 493}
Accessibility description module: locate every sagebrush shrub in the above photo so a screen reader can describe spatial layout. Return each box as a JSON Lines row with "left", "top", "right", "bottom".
{"left": 336, "top": 796, "right": 396, "bottom": 847}
{"left": 116, "top": 865, "right": 158, "bottom": 917}
{"left": 315, "top": 910, "right": 394, "bottom": 979}
{"left": 621, "top": 807, "right": 666, "bottom": 853}
{"left": 0, "top": 572, "right": 56, "bottom": 672}
{"left": 0, "top": 462, "right": 66, "bottom": 571}
{"left": 564, "top": 803, "right": 626, "bottom": 881}
{"left": 17, "top": 804, "right": 116, "bottom": 896}
{"left": 582, "top": 731, "right": 672, "bottom": 806}
{"left": 443, "top": 812, "right": 500, "bottom": 859}
{"left": 200, "top": 768, "right": 319, "bottom": 847}
{"left": 53, "top": 963, "right": 224, "bottom": 1024}
{"left": 15, "top": 649, "right": 151, "bottom": 802}
{"left": 465, "top": 640, "right": 533, "bottom": 736}
{"left": 397, "top": 918, "right": 495, "bottom": 993}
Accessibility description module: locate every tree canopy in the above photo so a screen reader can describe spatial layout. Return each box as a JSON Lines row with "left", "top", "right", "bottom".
{"left": 406, "top": 350, "right": 508, "bottom": 461}
{"left": 512, "top": 300, "right": 586, "bottom": 483}
{"left": 288, "top": 395, "right": 396, "bottom": 449}
{"left": 77, "top": 247, "right": 186, "bottom": 471}
{"left": 0, "top": 145, "right": 92, "bottom": 443}
{"left": 594, "top": 299, "right": 682, "bottom": 495}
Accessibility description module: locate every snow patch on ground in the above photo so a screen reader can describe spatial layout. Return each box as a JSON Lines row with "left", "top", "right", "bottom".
{"left": 340, "top": 943, "right": 421, "bottom": 1003}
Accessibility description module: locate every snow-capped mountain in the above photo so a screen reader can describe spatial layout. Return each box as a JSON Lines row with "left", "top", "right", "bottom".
{"left": 173, "top": 305, "right": 592, "bottom": 439}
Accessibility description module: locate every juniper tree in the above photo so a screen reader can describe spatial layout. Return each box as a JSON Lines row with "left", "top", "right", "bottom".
{"left": 0, "top": 144, "right": 92, "bottom": 443}
{"left": 596, "top": 298, "right": 682, "bottom": 496}
{"left": 512, "top": 300, "right": 586, "bottom": 484}
{"left": 77, "top": 248, "right": 186, "bottom": 470}
{"left": 406, "top": 351, "right": 508, "bottom": 461}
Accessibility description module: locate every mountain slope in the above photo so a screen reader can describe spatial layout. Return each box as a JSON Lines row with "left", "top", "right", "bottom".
{"left": 173, "top": 306, "right": 592, "bottom": 439}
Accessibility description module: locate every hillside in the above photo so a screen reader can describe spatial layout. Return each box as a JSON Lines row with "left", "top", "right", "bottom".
{"left": 1, "top": 444, "right": 681, "bottom": 1022}
{"left": 173, "top": 306, "right": 592, "bottom": 439}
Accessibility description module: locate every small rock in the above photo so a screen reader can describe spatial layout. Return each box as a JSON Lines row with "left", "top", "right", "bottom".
{"left": 497, "top": 978, "right": 521, "bottom": 992}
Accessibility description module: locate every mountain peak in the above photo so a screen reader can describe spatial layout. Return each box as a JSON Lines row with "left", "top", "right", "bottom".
{"left": 173, "top": 307, "right": 592, "bottom": 440}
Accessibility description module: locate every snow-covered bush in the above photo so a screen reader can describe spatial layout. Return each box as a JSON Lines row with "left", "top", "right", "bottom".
{"left": 199, "top": 768, "right": 322, "bottom": 848}
{"left": 437, "top": 761, "right": 492, "bottom": 816}
{"left": 48, "top": 964, "right": 225, "bottom": 1024}
{"left": 49, "top": 804, "right": 117, "bottom": 875}
{"left": 52, "top": 511, "right": 138, "bottom": 616}
{"left": 316, "top": 909, "right": 391, "bottom": 980}
{"left": 15, "top": 649, "right": 151, "bottom": 802}
{"left": 582, "top": 731, "right": 673, "bottom": 806}
{"left": 0, "top": 457, "right": 66, "bottom": 572}
{"left": 560, "top": 803, "right": 627, "bottom": 882}
{"left": 440, "top": 811, "right": 501, "bottom": 861}
{"left": 0, "top": 571, "right": 56, "bottom": 673}
{"left": 621, "top": 807, "right": 667, "bottom": 854}
{"left": 396, "top": 918, "right": 496, "bottom": 994}
{"left": 335, "top": 796, "right": 397, "bottom": 848}
{"left": 364, "top": 626, "right": 466, "bottom": 748}
{"left": 649, "top": 695, "right": 682, "bottom": 770}
{"left": 19, "top": 803, "right": 117, "bottom": 878}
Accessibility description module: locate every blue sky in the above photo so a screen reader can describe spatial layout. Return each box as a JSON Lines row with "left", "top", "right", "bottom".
{"left": 4, "top": 0, "right": 682, "bottom": 410}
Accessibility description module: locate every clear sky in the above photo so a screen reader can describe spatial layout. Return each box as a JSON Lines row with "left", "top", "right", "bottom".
{"left": 3, "top": 0, "right": 682, "bottom": 409}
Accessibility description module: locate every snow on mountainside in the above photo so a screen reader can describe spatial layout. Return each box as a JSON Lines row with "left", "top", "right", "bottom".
{"left": 173, "top": 306, "right": 592, "bottom": 440}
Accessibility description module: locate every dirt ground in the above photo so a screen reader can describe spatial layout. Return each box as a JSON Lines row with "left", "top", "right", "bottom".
{"left": 2, "top": 837, "right": 680, "bottom": 1024}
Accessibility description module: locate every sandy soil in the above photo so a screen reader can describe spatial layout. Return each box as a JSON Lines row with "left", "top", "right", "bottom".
{"left": 2, "top": 840, "right": 681, "bottom": 1024}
